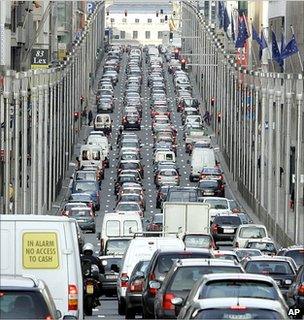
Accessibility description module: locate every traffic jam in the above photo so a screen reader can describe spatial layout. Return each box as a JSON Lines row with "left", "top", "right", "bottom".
{"left": 63, "top": 44, "right": 304, "bottom": 319}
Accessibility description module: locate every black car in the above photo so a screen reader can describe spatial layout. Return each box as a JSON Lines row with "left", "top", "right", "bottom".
{"left": 211, "top": 214, "right": 243, "bottom": 242}
{"left": 197, "top": 179, "right": 225, "bottom": 197}
{"left": 142, "top": 249, "right": 214, "bottom": 319}
{"left": 156, "top": 185, "right": 170, "bottom": 208}
{"left": 122, "top": 114, "right": 141, "bottom": 130}
{"left": 287, "top": 264, "right": 304, "bottom": 318}
{"left": 243, "top": 256, "right": 297, "bottom": 298}
{"left": 99, "top": 256, "right": 122, "bottom": 296}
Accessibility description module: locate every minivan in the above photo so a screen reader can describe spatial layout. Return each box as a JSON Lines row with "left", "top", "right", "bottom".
{"left": 190, "top": 148, "right": 216, "bottom": 181}
{"left": 0, "top": 215, "right": 83, "bottom": 319}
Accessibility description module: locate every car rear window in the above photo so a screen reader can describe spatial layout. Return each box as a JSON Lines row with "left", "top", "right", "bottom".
{"left": 184, "top": 235, "right": 212, "bottom": 248}
{"left": 194, "top": 308, "right": 282, "bottom": 319}
{"left": 213, "top": 216, "right": 242, "bottom": 225}
{"left": 199, "top": 279, "right": 278, "bottom": 300}
{"left": 157, "top": 252, "right": 212, "bottom": 274}
{"left": 198, "top": 180, "right": 218, "bottom": 188}
{"left": 70, "top": 209, "right": 91, "bottom": 217}
{"left": 239, "top": 227, "right": 266, "bottom": 238}
{"left": 167, "top": 190, "right": 197, "bottom": 202}
{"left": 100, "top": 257, "right": 122, "bottom": 271}
{"left": 0, "top": 290, "right": 52, "bottom": 319}
{"left": 75, "top": 181, "right": 96, "bottom": 192}
{"left": 245, "top": 261, "right": 294, "bottom": 275}
{"left": 204, "top": 199, "right": 228, "bottom": 209}
{"left": 105, "top": 239, "right": 130, "bottom": 255}
{"left": 123, "top": 220, "right": 139, "bottom": 235}
{"left": 168, "top": 266, "right": 243, "bottom": 291}
{"left": 283, "top": 250, "right": 304, "bottom": 267}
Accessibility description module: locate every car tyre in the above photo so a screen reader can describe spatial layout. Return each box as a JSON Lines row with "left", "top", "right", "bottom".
{"left": 125, "top": 307, "right": 135, "bottom": 319}
{"left": 189, "top": 175, "right": 194, "bottom": 182}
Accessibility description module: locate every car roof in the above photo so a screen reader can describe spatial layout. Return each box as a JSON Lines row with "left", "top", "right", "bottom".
{"left": 158, "top": 248, "right": 212, "bottom": 255}
{"left": 0, "top": 275, "right": 42, "bottom": 289}
{"left": 174, "top": 258, "right": 240, "bottom": 267}
{"left": 202, "top": 273, "right": 275, "bottom": 282}
{"left": 244, "top": 255, "right": 294, "bottom": 262}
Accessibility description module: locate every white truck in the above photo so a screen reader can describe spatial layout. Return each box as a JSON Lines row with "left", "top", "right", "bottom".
{"left": 162, "top": 202, "right": 210, "bottom": 234}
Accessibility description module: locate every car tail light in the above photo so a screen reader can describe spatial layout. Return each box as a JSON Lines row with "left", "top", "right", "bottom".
{"left": 45, "top": 316, "right": 53, "bottom": 320}
{"left": 120, "top": 273, "right": 129, "bottom": 287}
{"left": 211, "top": 224, "right": 218, "bottom": 234}
{"left": 68, "top": 284, "right": 78, "bottom": 311}
{"left": 163, "top": 293, "right": 175, "bottom": 310}
{"left": 129, "top": 279, "right": 143, "bottom": 292}
{"left": 221, "top": 184, "right": 225, "bottom": 189}
{"left": 298, "top": 284, "right": 304, "bottom": 296}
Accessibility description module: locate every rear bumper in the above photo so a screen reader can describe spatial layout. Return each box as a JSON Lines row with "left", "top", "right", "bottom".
{"left": 126, "top": 293, "right": 142, "bottom": 309}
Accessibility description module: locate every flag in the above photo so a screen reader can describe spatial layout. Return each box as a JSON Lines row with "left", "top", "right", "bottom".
{"left": 271, "top": 30, "right": 283, "bottom": 66}
{"left": 218, "top": 1, "right": 223, "bottom": 29}
{"left": 231, "top": 12, "right": 235, "bottom": 42}
{"left": 235, "top": 17, "right": 249, "bottom": 48}
{"left": 252, "top": 25, "right": 261, "bottom": 44}
{"left": 223, "top": 6, "right": 230, "bottom": 32}
{"left": 280, "top": 34, "right": 299, "bottom": 60}
{"left": 259, "top": 31, "right": 267, "bottom": 60}
{"left": 280, "top": 31, "right": 284, "bottom": 54}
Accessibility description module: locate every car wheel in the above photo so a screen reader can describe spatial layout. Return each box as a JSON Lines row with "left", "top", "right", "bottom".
{"left": 125, "top": 307, "right": 135, "bottom": 319}
{"left": 118, "top": 299, "right": 126, "bottom": 316}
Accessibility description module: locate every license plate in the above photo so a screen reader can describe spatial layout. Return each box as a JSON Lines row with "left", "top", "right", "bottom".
{"left": 106, "top": 274, "right": 117, "bottom": 280}
{"left": 86, "top": 284, "right": 94, "bottom": 294}
{"left": 204, "top": 192, "right": 214, "bottom": 195}
{"left": 223, "top": 229, "right": 234, "bottom": 233}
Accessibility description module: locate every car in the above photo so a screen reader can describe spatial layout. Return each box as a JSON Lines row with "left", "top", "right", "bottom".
{"left": 243, "top": 256, "right": 297, "bottom": 297}
{"left": 0, "top": 275, "right": 62, "bottom": 320}
{"left": 154, "top": 259, "right": 245, "bottom": 319}
{"left": 68, "top": 207, "right": 96, "bottom": 233}
{"left": 178, "top": 273, "right": 288, "bottom": 319}
{"left": 142, "top": 249, "right": 215, "bottom": 319}
{"left": 146, "top": 213, "right": 164, "bottom": 232}
{"left": 68, "top": 192, "right": 95, "bottom": 210}
{"left": 178, "top": 298, "right": 289, "bottom": 319}
{"left": 277, "top": 245, "right": 304, "bottom": 268}
{"left": 156, "top": 185, "right": 171, "bottom": 208}
{"left": 234, "top": 248, "right": 263, "bottom": 261}
{"left": 70, "top": 180, "right": 100, "bottom": 210}
{"left": 60, "top": 201, "right": 89, "bottom": 216}
{"left": 115, "top": 201, "right": 144, "bottom": 218}
{"left": 197, "top": 179, "right": 225, "bottom": 197}
{"left": 245, "top": 238, "right": 277, "bottom": 255}
{"left": 99, "top": 255, "right": 122, "bottom": 296}
{"left": 117, "top": 193, "right": 145, "bottom": 211}
{"left": 213, "top": 250, "right": 240, "bottom": 263}
{"left": 122, "top": 113, "right": 141, "bottom": 130}
{"left": 97, "top": 98, "right": 114, "bottom": 113}
{"left": 211, "top": 214, "right": 243, "bottom": 242}
{"left": 74, "top": 169, "right": 99, "bottom": 184}
{"left": 183, "top": 233, "right": 216, "bottom": 250}
{"left": 117, "top": 160, "right": 144, "bottom": 178}
{"left": 114, "top": 174, "right": 140, "bottom": 195}
{"left": 199, "top": 197, "right": 233, "bottom": 221}
{"left": 125, "top": 260, "right": 150, "bottom": 318}
{"left": 233, "top": 224, "right": 269, "bottom": 248}
{"left": 287, "top": 264, "right": 304, "bottom": 318}
{"left": 155, "top": 168, "right": 180, "bottom": 188}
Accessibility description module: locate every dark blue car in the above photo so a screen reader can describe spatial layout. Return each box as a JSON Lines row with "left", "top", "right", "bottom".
{"left": 70, "top": 180, "right": 100, "bottom": 211}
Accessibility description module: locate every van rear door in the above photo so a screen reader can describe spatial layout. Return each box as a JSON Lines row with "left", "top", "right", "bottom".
{"left": 15, "top": 221, "right": 71, "bottom": 317}
{"left": 0, "top": 221, "right": 16, "bottom": 274}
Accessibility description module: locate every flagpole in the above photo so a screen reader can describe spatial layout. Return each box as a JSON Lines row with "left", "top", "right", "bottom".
{"left": 264, "top": 25, "right": 275, "bottom": 72}
{"left": 290, "top": 25, "right": 304, "bottom": 72}
{"left": 249, "top": 18, "right": 258, "bottom": 69}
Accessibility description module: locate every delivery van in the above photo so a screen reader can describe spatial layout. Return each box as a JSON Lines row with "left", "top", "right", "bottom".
{"left": 190, "top": 148, "right": 216, "bottom": 181}
{"left": 99, "top": 212, "right": 143, "bottom": 255}
{"left": 79, "top": 144, "right": 105, "bottom": 169}
{"left": 0, "top": 215, "right": 83, "bottom": 319}
{"left": 154, "top": 150, "right": 176, "bottom": 164}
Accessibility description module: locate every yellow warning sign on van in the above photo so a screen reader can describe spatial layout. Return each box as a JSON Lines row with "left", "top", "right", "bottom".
{"left": 22, "top": 232, "right": 59, "bottom": 269}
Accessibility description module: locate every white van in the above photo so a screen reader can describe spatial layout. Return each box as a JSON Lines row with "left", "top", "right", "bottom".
{"left": 99, "top": 212, "right": 143, "bottom": 254}
{"left": 117, "top": 236, "right": 185, "bottom": 315}
{"left": 0, "top": 215, "right": 83, "bottom": 319}
{"left": 233, "top": 224, "right": 269, "bottom": 248}
{"left": 93, "top": 114, "right": 112, "bottom": 134}
{"left": 88, "top": 135, "right": 110, "bottom": 167}
{"left": 190, "top": 148, "right": 216, "bottom": 181}
{"left": 79, "top": 144, "right": 105, "bottom": 169}
{"left": 154, "top": 150, "right": 176, "bottom": 164}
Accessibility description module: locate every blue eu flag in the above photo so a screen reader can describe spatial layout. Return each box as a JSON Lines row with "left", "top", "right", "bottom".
{"left": 271, "top": 30, "right": 283, "bottom": 67}
{"left": 280, "top": 34, "right": 299, "bottom": 60}
{"left": 235, "top": 17, "right": 249, "bottom": 48}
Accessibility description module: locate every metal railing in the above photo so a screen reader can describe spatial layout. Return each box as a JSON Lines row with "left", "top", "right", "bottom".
{"left": 0, "top": 2, "right": 105, "bottom": 214}
{"left": 182, "top": 1, "right": 304, "bottom": 245}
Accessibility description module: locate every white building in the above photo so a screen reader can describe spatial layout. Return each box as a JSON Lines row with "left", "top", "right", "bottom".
{"left": 106, "top": 3, "right": 172, "bottom": 46}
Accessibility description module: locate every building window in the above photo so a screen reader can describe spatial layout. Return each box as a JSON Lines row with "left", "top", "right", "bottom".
{"left": 110, "top": 18, "right": 115, "bottom": 23}
{"left": 147, "top": 18, "right": 152, "bottom": 23}
{"left": 114, "top": 35, "right": 119, "bottom": 39}
{"left": 158, "top": 31, "right": 163, "bottom": 39}
{"left": 122, "top": 18, "right": 127, "bottom": 23}
{"left": 145, "top": 31, "right": 151, "bottom": 39}
{"left": 120, "top": 31, "right": 126, "bottom": 39}
{"left": 160, "top": 19, "right": 164, "bottom": 23}
{"left": 133, "top": 31, "right": 138, "bottom": 39}
{"left": 135, "top": 18, "right": 140, "bottom": 23}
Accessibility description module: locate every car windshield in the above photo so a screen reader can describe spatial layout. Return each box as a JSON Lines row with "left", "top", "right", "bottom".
{"left": 0, "top": 290, "right": 53, "bottom": 319}
{"left": 213, "top": 216, "right": 242, "bottom": 225}
{"left": 245, "top": 261, "right": 294, "bottom": 275}
{"left": 239, "top": 227, "right": 266, "bottom": 238}
{"left": 194, "top": 309, "right": 283, "bottom": 320}
{"left": 168, "top": 266, "right": 243, "bottom": 291}
{"left": 184, "top": 235, "right": 212, "bottom": 248}
{"left": 70, "top": 209, "right": 91, "bottom": 217}
{"left": 105, "top": 240, "right": 131, "bottom": 255}
{"left": 75, "top": 181, "right": 96, "bottom": 192}
{"left": 204, "top": 199, "right": 228, "bottom": 209}
{"left": 117, "top": 203, "right": 139, "bottom": 211}
{"left": 200, "top": 279, "right": 279, "bottom": 300}
{"left": 284, "top": 250, "right": 304, "bottom": 267}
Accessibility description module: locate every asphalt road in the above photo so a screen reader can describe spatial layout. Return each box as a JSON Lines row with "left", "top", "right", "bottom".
{"left": 80, "top": 50, "right": 239, "bottom": 319}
